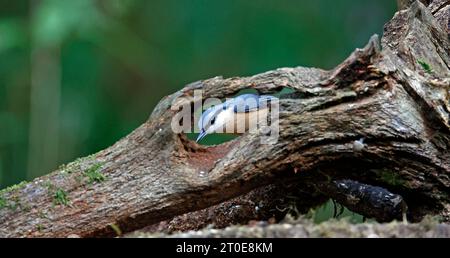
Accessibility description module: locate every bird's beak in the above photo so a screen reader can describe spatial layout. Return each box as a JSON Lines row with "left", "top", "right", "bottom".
{"left": 196, "top": 130, "right": 207, "bottom": 142}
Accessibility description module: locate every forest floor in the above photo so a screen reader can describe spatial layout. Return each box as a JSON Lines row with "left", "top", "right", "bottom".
{"left": 127, "top": 216, "right": 450, "bottom": 238}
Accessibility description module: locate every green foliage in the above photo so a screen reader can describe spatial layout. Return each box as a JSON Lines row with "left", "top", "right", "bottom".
{"left": 0, "top": 181, "right": 28, "bottom": 210}
{"left": 0, "top": 193, "right": 24, "bottom": 211}
{"left": 9, "top": 197, "right": 21, "bottom": 210}
{"left": 0, "top": 181, "right": 27, "bottom": 195}
{"left": 417, "top": 59, "right": 433, "bottom": 74}
{"left": 44, "top": 180, "right": 69, "bottom": 206}
{"left": 53, "top": 188, "right": 69, "bottom": 206}
{"left": 0, "top": 195, "right": 6, "bottom": 209}
{"left": 84, "top": 163, "right": 106, "bottom": 184}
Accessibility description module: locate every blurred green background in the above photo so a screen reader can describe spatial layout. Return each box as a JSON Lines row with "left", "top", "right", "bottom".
{"left": 0, "top": 0, "right": 396, "bottom": 189}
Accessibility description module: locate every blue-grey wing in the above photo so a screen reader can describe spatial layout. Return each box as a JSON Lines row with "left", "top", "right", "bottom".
{"left": 229, "top": 94, "right": 276, "bottom": 113}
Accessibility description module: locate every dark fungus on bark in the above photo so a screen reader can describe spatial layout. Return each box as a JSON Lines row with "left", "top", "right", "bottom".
{"left": 323, "top": 180, "right": 407, "bottom": 222}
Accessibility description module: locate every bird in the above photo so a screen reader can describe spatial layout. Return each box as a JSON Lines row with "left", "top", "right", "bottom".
{"left": 196, "top": 94, "right": 277, "bottom": 142}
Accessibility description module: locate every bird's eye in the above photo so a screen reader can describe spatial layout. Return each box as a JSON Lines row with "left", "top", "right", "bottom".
{"left": 210, "top": 117, "right": 216, "bottom": 125}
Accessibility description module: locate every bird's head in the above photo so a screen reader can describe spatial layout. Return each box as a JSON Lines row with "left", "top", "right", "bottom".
{"left": 196, "top": 104, "right": 232, "bottom": 142}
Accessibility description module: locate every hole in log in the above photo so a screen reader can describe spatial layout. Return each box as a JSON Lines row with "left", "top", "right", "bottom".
{"left": 185, "top": 133, "right": 239, "bottom": 146}
{"left": 180, "top": 87, "right": 294, "bottom": 171}
{"left": 179, "top": 133, "right": 239, "bottom": 172}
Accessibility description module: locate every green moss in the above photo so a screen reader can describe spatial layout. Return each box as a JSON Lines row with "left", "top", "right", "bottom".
{"left": 0, "top": 197, "right": 21, "bottom": 211}
{"left": 9, "top": 195, "right": 22, "bottom": 211}
{"left": 44, "top": 181, "right": 70, "bottom": 206}
{"left": 0, "top": 195, "right": 6, "bottom": 209}
{"left": 0, "top": 181, "right": 29, "bottom": 211}
{"left": 60, "top": 159, "right": 82, "bottom": 175}
{"left": 84, "top": 163, "right": 106, "bottom": 184}
{"left": 0, "top": 181, "right": 28, "bottom": 195}
{"left": 60, "top": 163, "right": 77, "bottom": 175}
{"left": 44, "top": 180, "right": 55, "bottom": 191}
{"left": 418, "top": 59, "right": 433, "bottom": 74}
{"left": 60, "top": 154, "right": 98, "bottom": 175}
{"left": 53, "top": 188, "right": 69, "bottom": 206}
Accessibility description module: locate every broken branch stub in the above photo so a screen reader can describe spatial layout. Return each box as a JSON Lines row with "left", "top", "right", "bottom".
{"left": 0, "top": 1, "right": 449, "bottom": 237}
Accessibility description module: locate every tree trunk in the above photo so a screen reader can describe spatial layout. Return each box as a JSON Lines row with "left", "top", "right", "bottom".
{"left": 0, "top": 1, "right": 449, "bottom": 238}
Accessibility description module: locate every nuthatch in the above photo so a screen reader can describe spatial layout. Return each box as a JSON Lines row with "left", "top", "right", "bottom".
{"left": 196, "top": 94, "right": 276, "bottom": 142}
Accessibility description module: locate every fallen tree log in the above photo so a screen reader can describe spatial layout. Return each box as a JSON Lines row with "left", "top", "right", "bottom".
{"left": 0, "top": 1, "right": 449, "bottom": 237}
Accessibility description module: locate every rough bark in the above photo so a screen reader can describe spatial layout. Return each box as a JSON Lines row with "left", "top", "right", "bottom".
{"left": 0, "top": 1, "right": 449, "bottom": 238}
